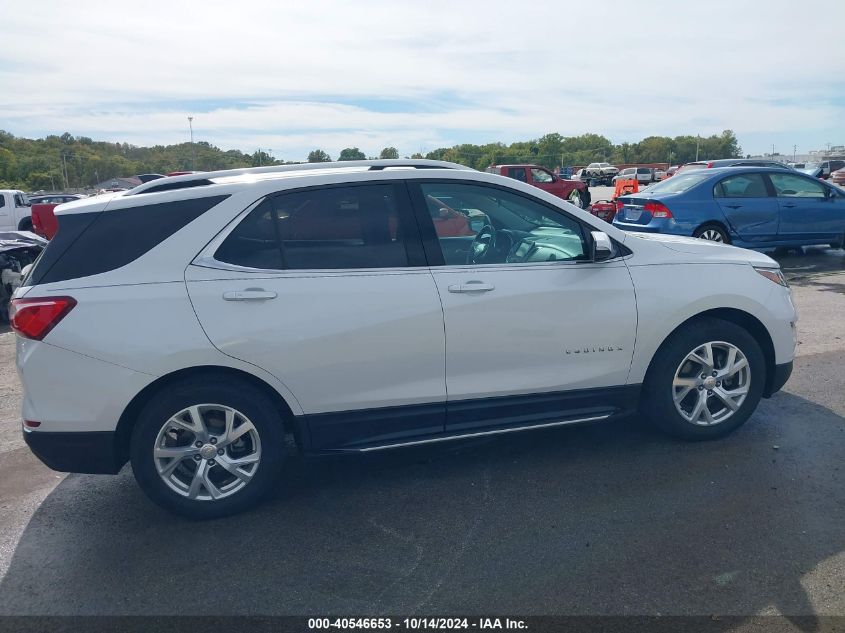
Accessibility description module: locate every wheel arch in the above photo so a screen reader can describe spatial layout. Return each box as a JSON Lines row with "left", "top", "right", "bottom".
{"left": 113, "top": 365, "right": 305, "bottom": 467}
{"left": 643, "top": 307, "right": 777, "bottom": 397}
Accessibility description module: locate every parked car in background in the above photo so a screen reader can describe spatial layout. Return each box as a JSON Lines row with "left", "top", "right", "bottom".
{"left": 830, "top": 168, "right": 845, "bottom": 187}
{"left": 613, "top": 167, "right": 653, "bottom": 185}
{"left": 676, "top": 159, "right": 790, "bottom": 175}
{"left": 0, "top": 190, "right": 33, "bottom": 231}
{"left": 814, "top": 160, "right": 845, "bottom": 179}
{"left": 663, "top": 165, "right": 682, "bottom": 179}
{"left": 653, "top": 168, "right": 666, "bottom": 181}
{"left": 486, "top": 164, "right": 590, "bottom": 208}
{"left": 584, "top": 162, "right": 618, "bottom": 185}
{"left": 799, "top": 164, "right": 825, "bottom": 179}
{"left": 28, "top": 194, "right": 84, "bottom": 206}
{"left": 30, "top": 194, "right": 87, "bottom": 239}
{"left": 612, "top": 166, "right": 845, "bottom": 248}
{"left": 15, "top": 159, "right": 796, "bottom": 518}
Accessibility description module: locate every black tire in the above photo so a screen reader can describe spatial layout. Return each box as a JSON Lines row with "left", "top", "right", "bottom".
{"left": 693, "top": 223, "right": 731, "bottom": 244}
{"left": 640, "top": 317, "right": 766, "bottom": 441}
{"left": 17, "top": 217, "right": 32, "bottom": 232}
{"left": 130, "top": 377, "right": 286, "bottom": 519}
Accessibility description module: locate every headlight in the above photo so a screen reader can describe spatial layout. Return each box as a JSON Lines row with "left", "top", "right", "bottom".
{"left": 754, "top": 266, "right": 788, "bottom": 287}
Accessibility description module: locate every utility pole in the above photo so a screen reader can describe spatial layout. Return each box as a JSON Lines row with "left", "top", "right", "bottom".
{"left": 772, "top": 144, "right": 776, "bottom": 157}
{"left": 60, "top": 152, "right": 69, "bottom": 189}
{"left": 188, "top": 116, "right": 195, "bottom": 170}
{"left": 257, "top": 148, "right": 262, "bottom": 167}
{"left": 793, "top": 145, "right": 797, "bottom": 161}
{"left": 695, "top": 135, "right": 700, "bottom": 161}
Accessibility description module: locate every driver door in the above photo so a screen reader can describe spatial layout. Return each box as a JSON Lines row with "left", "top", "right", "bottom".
{"left": 408, "top": 180, "right": 637, "bottom": 432}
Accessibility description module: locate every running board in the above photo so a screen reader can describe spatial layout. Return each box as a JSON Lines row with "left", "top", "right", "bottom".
{"left": 354, "top": 413, "right": 612, "bottom": 452}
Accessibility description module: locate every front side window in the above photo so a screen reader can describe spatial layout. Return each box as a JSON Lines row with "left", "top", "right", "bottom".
{"left": 714, "top": 173, "right": 769, "bottom": 198}
{"left": 769, "top": 173, "right": 826, "bottom": 198}
{"left": 0, "top": 196, "right": 5, "bottom": 209}
{"left": 215, "top": 184, "right": 409, "bottom": 270}
{"left": 419, "top": 182, "right": 587, "bottom": 266}
{"left": 530, "top": 168, "right": 553, "bottom": 183}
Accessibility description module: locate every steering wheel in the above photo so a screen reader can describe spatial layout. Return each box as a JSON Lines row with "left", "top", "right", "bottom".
{"left": 467, "top": 223, "right": 496, "bottom": 264}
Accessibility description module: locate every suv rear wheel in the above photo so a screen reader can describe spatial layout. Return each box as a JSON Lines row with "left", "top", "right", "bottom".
{"left": 130, "top": 377, "right": 285, "bottom": 518}
{"left": 641, "top": 317, "right": 765, "bottom": 440}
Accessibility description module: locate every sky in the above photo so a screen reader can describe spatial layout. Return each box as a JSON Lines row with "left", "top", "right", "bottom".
{"left": 1, "top": 0, "right": 843, "bottom": 161}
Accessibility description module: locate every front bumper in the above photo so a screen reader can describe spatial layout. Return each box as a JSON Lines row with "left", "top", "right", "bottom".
{"left": 24, "top": 428, "right": 124, "bottom": 474}
{"left": 764, "top": 361, "right": 793, "bottom": 398}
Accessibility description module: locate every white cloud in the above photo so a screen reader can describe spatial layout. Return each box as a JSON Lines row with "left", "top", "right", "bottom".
{"left": 2, "top": 0, "right": 843, "bottom": 158}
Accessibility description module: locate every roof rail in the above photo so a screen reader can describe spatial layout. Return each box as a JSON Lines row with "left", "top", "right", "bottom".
{"left": 128, "top": 159, "right": 473, "bottom": 196}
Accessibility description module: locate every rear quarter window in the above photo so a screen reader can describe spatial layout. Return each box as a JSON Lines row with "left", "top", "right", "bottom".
{"left": 27, "top": 195, "right": 229, "bottom": 285}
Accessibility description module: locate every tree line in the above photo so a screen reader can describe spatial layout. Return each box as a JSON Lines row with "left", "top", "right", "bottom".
{"left": 0, "top": 129, "right": 741, "bottom": 191}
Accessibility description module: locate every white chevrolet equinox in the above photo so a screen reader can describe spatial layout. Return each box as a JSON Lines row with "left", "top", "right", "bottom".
{"left": 13, "top": 160, "right": 796, "bottom": 518}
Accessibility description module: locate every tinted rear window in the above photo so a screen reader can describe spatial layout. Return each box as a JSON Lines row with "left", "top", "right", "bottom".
{"left": 643, "top": 173, "right": 711, "bottom": 194}
{"left": 28, "top": 195, "right": 228, "bottom": 285}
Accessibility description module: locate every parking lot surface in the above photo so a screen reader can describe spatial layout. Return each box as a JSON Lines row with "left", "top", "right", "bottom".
{"left": 0, "top": 248, "right": 843, "bottom": 617}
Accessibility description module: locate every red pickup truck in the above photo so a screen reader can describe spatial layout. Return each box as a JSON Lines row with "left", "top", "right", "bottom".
{"left": 486, "top": 164, "right": 590, "bottom": 208}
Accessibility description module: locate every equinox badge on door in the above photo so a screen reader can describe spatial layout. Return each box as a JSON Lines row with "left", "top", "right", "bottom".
{"left": 566, "top": 346, "right": 624, "bottom": 354}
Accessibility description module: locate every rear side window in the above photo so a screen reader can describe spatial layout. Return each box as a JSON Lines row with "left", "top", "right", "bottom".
{"left": 714, "top": 173, "right": 769, "bottom": 198}
{"left": 509, "top": 168, "right": 527, "bottom": 182}
{"left": 215, "top": 184, "right": 410, "bottom": 270}
{"left": 28, "top": 195, "right": 229, "bottom": 286}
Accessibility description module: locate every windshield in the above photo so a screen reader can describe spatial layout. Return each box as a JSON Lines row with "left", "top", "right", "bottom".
{"left": 640, "top": 172, "right": 710, "bottom": 194}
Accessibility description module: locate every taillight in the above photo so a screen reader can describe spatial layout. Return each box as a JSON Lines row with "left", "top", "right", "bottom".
{"left": 9, "top": 297, "right": 77, "bottom": 340}
{"left": 644, "top": 201, "right": 673, "bottom": 218}
{"left": 615, "top": 200, "right": 624, "bottom": 211}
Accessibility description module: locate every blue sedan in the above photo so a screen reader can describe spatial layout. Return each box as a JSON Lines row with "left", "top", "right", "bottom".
{"left": 612, "top": 166, "right": 845, "bottom": 248}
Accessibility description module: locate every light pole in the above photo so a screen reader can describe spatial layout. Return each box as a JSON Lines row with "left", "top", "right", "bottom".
{"left": 188, "top": 116, "right": 195, "bottom": 170}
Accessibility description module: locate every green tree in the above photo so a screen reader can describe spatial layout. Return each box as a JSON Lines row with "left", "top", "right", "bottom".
{"left": 379, "top": 147, "right": 399, "bottom": 159}
{"left": 307, "top": 149, "right": 332, "bottom": 162}
{"left": 338, "top": 147, "right": 366, "bottom": 161}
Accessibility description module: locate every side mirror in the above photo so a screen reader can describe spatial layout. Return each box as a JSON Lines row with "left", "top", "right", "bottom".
{"left": 591, "top": 231, "right": 614, "bottom": 262}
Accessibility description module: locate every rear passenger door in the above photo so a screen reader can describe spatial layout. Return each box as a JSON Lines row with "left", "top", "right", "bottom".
{"left": 712, "top": 172, "right": 778, "bottom": 243}
{"left": 186, "top": 182, "right": 447, "bottom": 451}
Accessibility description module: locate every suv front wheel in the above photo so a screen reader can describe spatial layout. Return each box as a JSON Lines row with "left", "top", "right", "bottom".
{"left": 641, "top": 318, "right": 765, "bottom": 440}
{"left": 130, "top": 377, "right": 285, "bottom": 518}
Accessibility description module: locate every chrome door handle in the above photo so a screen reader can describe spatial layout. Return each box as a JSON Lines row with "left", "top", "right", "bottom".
{"left": 222, "top": 289, "right": 277, "bottom": 301}
{"left": 447, "top": 282, "right": 495, "bottom": 293}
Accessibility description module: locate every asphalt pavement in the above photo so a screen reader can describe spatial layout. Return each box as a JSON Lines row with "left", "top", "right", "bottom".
{"left": 0, "top": 248, "right": 843, "bottom": 619}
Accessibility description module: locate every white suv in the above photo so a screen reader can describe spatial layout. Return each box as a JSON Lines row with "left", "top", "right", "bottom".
{"left": 13, "top": 160, "right": 797, "bottom": 518}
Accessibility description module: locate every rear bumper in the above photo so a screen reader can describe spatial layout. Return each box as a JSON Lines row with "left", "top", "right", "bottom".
{"left": 764, "top": 361, "right": 793, "bottom": 398}
{"left": 24, "top": 428, "right": 124, "bottom": 474}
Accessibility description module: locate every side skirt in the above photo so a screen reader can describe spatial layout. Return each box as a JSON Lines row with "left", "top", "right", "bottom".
{"left": 299, "top": 385, "right": 641, "bottom": 454}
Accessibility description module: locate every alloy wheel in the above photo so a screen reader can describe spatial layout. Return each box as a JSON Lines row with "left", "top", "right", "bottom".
{"left": 153, "top": 404, "right": 262, "bottom": 500}
{"left": 698, "top": 229, "right": 725, "bottom": 242}
{"left": 672, "top": 341, "right": 750, "bottom": 426}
